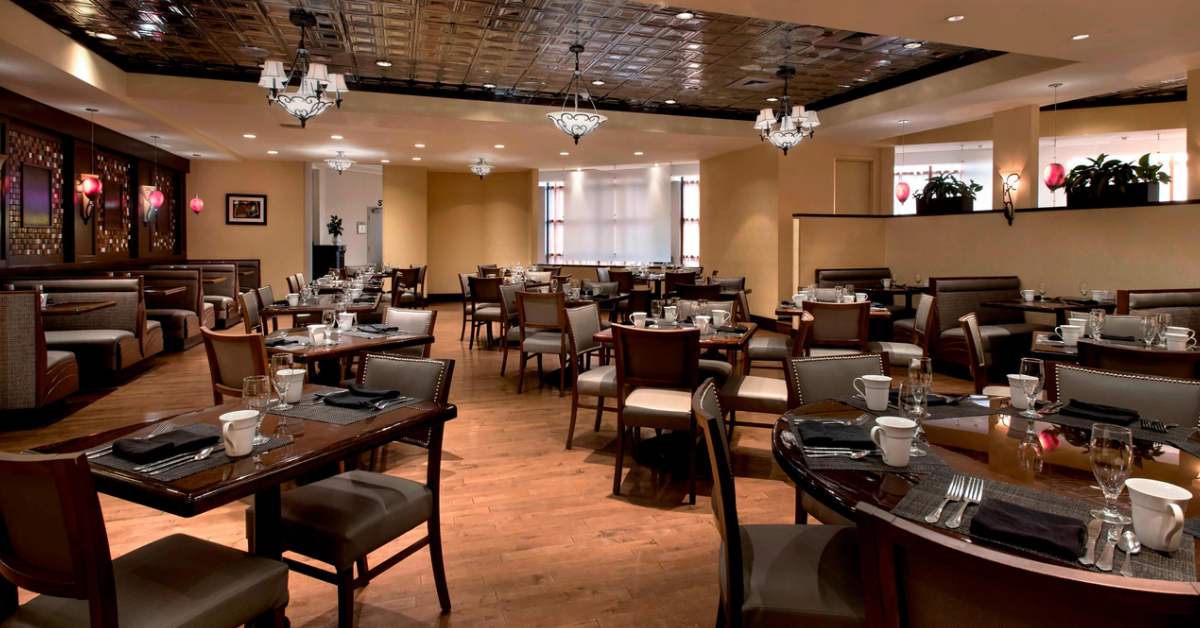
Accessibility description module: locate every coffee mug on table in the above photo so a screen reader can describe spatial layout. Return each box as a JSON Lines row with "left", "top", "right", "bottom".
{"left": 853, "top": 374, "right": 893, "bottom": 412}
{"left": 712, "top": 310, "right": 731, "bottom": 328}
{"left": 1166, "top": 326, "right": 1196, "bottom": 339}
{"left": 1021, "top": 289, "right": 1036, "bottom": 302}
{"left": 280, "top": 368, "right": 307, "bottom": 403}
{"left": 791, "top": 293, "right": 805, "bottom": 307}
{"left": 1165, "top": 332, "right": 1197, "bottom": 351}
{"left": 1054, "top": 324, "right": 1083, "bottom": 347}
{"left": 870, "top": 416, "right": 917, "bottom": 467}
{"left": 855, "top": 292, "right": 868, "bottom": 303}
{"left": 40, "top": 293, "right": 49, "bottom": 308}
{"left": 1007, "top": 374, "right": 1038, "bottom": 409}
{"left": 663, "top": 306, "right": 678, "bottom": 323}
{"left": 631, "top": 312, "right": 647, "bottom": 328}
{"left": 1125, "top": 478, "right": 1192, "bottom": 552}
{"left": 338, "top": 312, "right": 357, "bottom": 330}
{"left": 286, "top": 293, "right": 299, "bottom": 306}
{"left": 881, "top": 278, "right": 892, "bottom": 289}
{"left": 694, "top": 315, "right": 712, "bottom": 335}
{"left": 307, "top": 324, "right": 328, "bottom": 345}
{"left": 220, "top": 410, "right": 258, "bottom": 457}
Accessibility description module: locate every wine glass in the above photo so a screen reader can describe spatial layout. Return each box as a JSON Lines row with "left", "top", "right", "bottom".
{"left": 651, "top": 299, "right": 663, "bottom": 320}
{"left": 1088, "top": 308, "right": 1106, "bottom": 340}
{"left": 271, "top": 353, "right": 295, "bottom": 411}
{"left": 1079, "top": 281, "right": 1089, "bottom": 299}
{"left": 1036, "top": 282, "right": 1047, "bottom": 300}
{"left": 914, "top": 274, "right": 923, "bottom": 287}
{"left": 1089, "top": 424, "right": 1133, "bottom": 524}
{"left": 242, "top": 375, "right": 272, "bottom": 446}
{"left": 1017, "top": 358, "right": 1043, "bottom": 418}
{"left": 1140, "top": 315, "right": 1159, "bottom": 348}
{"left": 322, "top": 309, "right": 337, "bottom": 344}
{"left": 899, "top": 380, "right": 929, "bottom": 457}
{"left": 908, "top": 357, "right": 933, "bottom": 390}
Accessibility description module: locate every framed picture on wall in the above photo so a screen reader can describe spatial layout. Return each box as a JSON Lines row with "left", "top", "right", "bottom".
{"left": 226, "top": 194, "right": 267, "bottom": 225}
{"left": 20, "top": 163, "right": 52, "bottom": 227}
{"left": 356, "top": 221, "right": 367, "bottom": 234}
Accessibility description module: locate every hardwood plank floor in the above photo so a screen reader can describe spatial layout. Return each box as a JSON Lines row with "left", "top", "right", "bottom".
{"left": 1, "top": 304, "right": 973, "bottom": 627}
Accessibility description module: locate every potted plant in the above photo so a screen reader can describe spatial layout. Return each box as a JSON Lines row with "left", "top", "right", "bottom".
{"left": 1065, "top": 153, "right": 1169, "bottom": 208}
{"left": 913, "top": 173, "right": 983, "bottom": 215}
{"left": 326, "top": 214, "right": 344, "bottom": 245}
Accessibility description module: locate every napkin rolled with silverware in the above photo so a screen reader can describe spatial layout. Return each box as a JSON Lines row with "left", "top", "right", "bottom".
{"left": 968, "top": 498, "right": 1087, "bottom": 562}
{"left": 112, "top": 425, "right": 219, "bottom": 464}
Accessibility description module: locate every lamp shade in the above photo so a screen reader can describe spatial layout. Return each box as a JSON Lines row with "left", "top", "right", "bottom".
{"left": 148, "top": 189, "right": 165, "bottom": 210}
{"left": 1043, "top": 162, "right": 1067, "bottom": 190}
{"left": 306, "top": 63, "right": 329, "bottom": 83}
{"left": 79, "top": 174, "right": 103, "bottom": 199}
{"left": 189, "top": 196, "right": 204, "bottom": 214}
{"left": 257, "top": 60, "right": 286, "bottom": 89}
{"left": 895, "top": 181, "right": 911, "bottom": 204}
{"left": 803, "top": 110, "right": 821, "bottom": 127}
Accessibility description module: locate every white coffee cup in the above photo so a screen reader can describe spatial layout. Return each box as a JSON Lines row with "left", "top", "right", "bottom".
{"left": 40, "top": 293, "right": 49, "bottom": 308}
{"left": 881, "top": 278, "right": 893, "bottom": 289}
{"left": 1165, "top": 332, "right": 1197, "bottom": 351}
{"left": 712, "top": 309, "right": 731, "bottom": 328}
{"left": 1166, "top": 326, "right": 1196, "bottom": 339}
{"left": 791, "top": 293, "right": 805, "bottom": 307}
{"left": 1125, "top": 478, "right": 1192, "bottom": 552}
{"left": 870, "top": 416, "right": 917, "bottom": 467}
{"left": 663, "top": 306, "right": 678, "bottom": 323}
{"left": 220, "top": 410, "right": 258, "bottom": 458}
{"left": 1054, "top": 324, "right": 1083, "bottom": 347}
{"left": 279, "top": 368, "right": 306, "bottom": 403}
{"left": 350, "top": 288, "right": 363, "bottom": 300}
{"left": 855, "top": 292, "right": 868, "bottom": 303}
{"left": 694, "top": 315, "right": 712, "bottom": 335}
{"left": 338, "top": 312, "right": 356, "bottom": 330}
{"left": 853, "top": 374, "right": 893, "bottom": 412}
{"left": 286, "top": 293, "right": 299, "bottom": 306}
{"left": 1021, "top": 289, "right": 1036, "bottom": 302}
{"left": 631, "top": 312, "right": 647, "bottom": 328}
{"left": 1007, "top": 374, "right": 1038, "bottom": 409}
{"left": 307, "top": 324, "right": 328, "bottom": 345}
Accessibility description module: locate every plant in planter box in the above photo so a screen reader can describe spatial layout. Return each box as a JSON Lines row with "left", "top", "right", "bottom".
{"left": 326, "top": 214, "right": 344, "bottom": 244}
{"left": 913, "top": 173, "right": 983, "bottom": 215}
{"left": 1065, "top": 153, "right": 1169, "bottom": 208}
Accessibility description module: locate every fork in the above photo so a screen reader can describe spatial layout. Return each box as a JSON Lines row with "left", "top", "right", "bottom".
{"left": 86, "top": 421, "right": 175, "bottom": 459}
{"left": 924, "top": 474, "right": 965, "bottom": 523}
{"left": 945, "top": 477, "right": 984, "bottom": 529}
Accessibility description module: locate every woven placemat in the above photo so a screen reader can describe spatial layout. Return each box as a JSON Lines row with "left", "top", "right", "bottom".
{"left": 998, "top": 407, "right": 1200, "bottom": 459}
{"left": 786, "top": 417, "right": 950, "bottom": 473}
{"left": 340, "top": 329, "right": 386, "bottom": 339}
{"left": 271, "top": 392, "right": 417, "bottom": 425}
{"left": 892, "top": 469, "right": 1196, "bottom": 582}
{"left": 92, "top": 425, "right": 291, "bottom": 482}
{"left": 840, "top": 395, "right": 999, "bottom": 421}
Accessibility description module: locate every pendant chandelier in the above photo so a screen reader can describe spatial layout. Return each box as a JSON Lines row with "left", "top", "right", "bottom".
{"left": 325, "top": 151, "right": 354, "bottom": 174}
{"left": 753, "top": 66, "right": 820, "bottom": 156}
{"left": 257, "top": 9, "right": 349, "bottom": 128}
{"left": 79, "top": 107, "right": 103, "bottom": 223}
{"left": 469, "top": 158, "right": 493, "bottom": 179}
{"left": 1043, "top": 82, "right": 1066, "bottom": 192}
{"left": 894, "top": 120, "right": 911, "bottom": 204}
{"left": 144, "top": 135, "right": 165, "bottom": 225}
{"left": 547, "top": 43, "right": 607, "bottom": 144}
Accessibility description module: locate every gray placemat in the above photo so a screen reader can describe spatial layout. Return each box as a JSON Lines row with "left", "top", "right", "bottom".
{"left": 786, "top": 416, "right": 950, "bottom": 473}
{"left": 272, "top": 392, "right": 417, "bottom": 425}
{"left": 999, "top": 407, "right": 1200, "bottom": 459}
{"left": 340, "top": 329, "right": 386, "bottom": 339}
{"left": 92, "top": 425, "right": 291, "bottom": 482}
{"left": 841, "top": 395, "right": 999, "bottom": 420}
{"left": 892, "top": 469, "right": 1196, "bottom": 582}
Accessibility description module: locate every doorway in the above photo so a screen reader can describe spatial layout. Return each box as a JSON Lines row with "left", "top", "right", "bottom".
{"left": 366, "top": 201, "right": 383, "bottom": 267}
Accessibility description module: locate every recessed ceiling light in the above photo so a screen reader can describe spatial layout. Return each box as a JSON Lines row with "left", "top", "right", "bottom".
{"left": 191, "top": 153, "right": 201, "bottom": 158}
{"left": 575, "top": 167, "right": 582, "bottom": 172}
{"left": 381, "top": 159, "right": 390, "bottom": 164}
{"left": 945, "top": 14, "right": 965, "bottom": 22}
{"left": 839, "top": 84, "right": 851, "bottom": 88}
{"left": 242, "top": 133, "right": 256, "bottom": 139}
{"left": 675, "top": 11, "right": 695, "bottom": 20}
{"left": 664, "top": 99, "right": 677, "bottom": 104}
{"left": 898, "top": 119, "right": 910, "bottom": 124}
{"left": 267, "top": 150, "right": 279, "bottom": 155}
{"left": 376, "top": 60, "right": 393, "bottom": 67}
{"left": 633, "top": 151, "right": 644, "bottom": 156}
{"left": 654, "top": 163, "right": 660, "bottom": 167}
{"left": 903, "top": 42, "right": 923, "bottom": 49}
{"left": 414, "top": 143, "right": 426, "bottom": 148}
{"left": 412, "top": 157, "right": 422, "bottom": 161}
{"left": 591, "top": 79, "right": 605, "bottom": 86}
{"left": 330, "top": 134, "right": 344, "bottom": 140}
{"left": 560, "top": 151, "right": 570, "bottom": 156}
{"left": 688, "top": 63, "right": 700, "bottom": 69}
{"left": 766, "top": 96, "right": 779, "bottom": 102}
{"left": 687, "top": 43, "right": 700, "bottom": 50}
{"left": 494, "top": 144, "right": 505, "bottom": 149}
{"left": 1071, "top": 33, "right": 1090, "bottom": 41}
{"left": 483, "top": 83, "right": 496, "bottom": 89}
{"left": 89, "top": 31, "right": 117, "bottom": 41}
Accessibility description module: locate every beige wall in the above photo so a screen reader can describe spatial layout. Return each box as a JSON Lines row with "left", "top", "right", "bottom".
{"left": 382, "top": 165, "right": 429, "bottom": 269}
{"left": 991, "top": 105, "right": 1039, "bottom": 209}
{"left": 777, "top": 139, "right": 888, "bottom": 215}
{"left": 1188, "top": 68, "right": 1200, "bottom": 199}
{"left": 794, "top": 217, "right": 886, "bottom": 290}
{"left": 186, "top": 160, "right": 306, "bottom": 293}
{"left": 900, "top": 101, "right": 1189, "bottom": 146}
{"left": 427, "top": 170, "right": 536, "bottom": 294}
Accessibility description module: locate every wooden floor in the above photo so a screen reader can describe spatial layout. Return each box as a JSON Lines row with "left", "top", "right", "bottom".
{"left": 2, "top": 304, "right": 972, "bottom": 627}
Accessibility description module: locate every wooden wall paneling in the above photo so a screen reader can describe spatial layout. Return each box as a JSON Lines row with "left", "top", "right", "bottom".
{"left": 4, "top": 123, "right": 65, "bottom": 266}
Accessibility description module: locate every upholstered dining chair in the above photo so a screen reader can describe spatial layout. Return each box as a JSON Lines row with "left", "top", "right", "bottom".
{"left": 805, "top": 301, "right": 870, "bottom": 356}
{"left": 458, "top": 272, "right": 474, "bottom": 341}
{"left": 958, "top": 313, "right": 1011, "bottom": 397}
{"left": 382, "top": 307, "right": 437, "bottom": 357}
{"left": 254, "top": 354, "right": 455, "bottom": 628}
{"left": 516, "top": 291, "right": 568, "bottom": 394}
{"left": 663, "top": 270, "right": 697, "bottom": 296}
{"left": 784, "top": 353, "right": 887, "bottom": 407}
{"left": 746, "top": 311, "right": 814, "bottom": 373}
{"left": 564, "top": 304, "right": 616, "bottom": 449}
{"left": 526, "top": 270, "right": 553, "bottom": 288}
{"left": 1095, "top": 314, "right": 1147, "bottom": 339}
{"left": 1048, "top": 363, "right": 1200, "bottom": 425}
{"left": 675, "top": 283, "right": 722, "bottom": 300}
{"left": 608, "top": 269, "right": 635, "bottom": 294}
{"left": 200, "top": 328, "right": 270, "bottom": 405}
{"left": 295, "top": 273, "right": 308, "bottom": 290}
{"left": 391, "top": 267, "right": 421, "bottom": 307}
{"left": 256, "top": 284, "right": 278, "bottom": 332}
{"left": 718, "top": 322, "right": 813, "bottom": 434}
{"left": 467, "top": 276, "right": 505, "bottom": 349}
{"left": 498, "top": 282, "right": 524, "bottom": 375}
{"left": 1, "top": 452, "right": 289, "bottom": 627}
{"left": 693, "top": 380, "right": 865, "bottom": 628}
{"left": 476, "top": 264, "right": 500, "bottom": 277}
{"left": 624, "top": 289, "right": 653, "bottom": 324}
{"left": 239, "top": 290, "right": 264, "bottom": 334}
{"left": 712, "top": 275, "right": 746, "bottom": 293}
{"left": 868, "top": 294, "right": 935, "bottom": 367}
{"left": 613, "top": 324, "right": 701, "bottom": 503}
{"left": 596, "top": 267, "right": 612, "bottom": 282}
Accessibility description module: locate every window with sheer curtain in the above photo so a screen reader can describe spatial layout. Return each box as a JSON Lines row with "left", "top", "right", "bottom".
{"left": 542, "top": 167, "right": 677, "bottom": 264}
{"left": 680, "top": 176, "right": 700, "bottom": 267}
{"left": 542, "top": 181, "right": 565, "bottom": 263}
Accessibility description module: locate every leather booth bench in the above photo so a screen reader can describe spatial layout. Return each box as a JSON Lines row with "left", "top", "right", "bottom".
{"left": 1117, "top": 288, "right": 1200, "bottom": 329}
{"left": 926, "top": 276, "right": 1048, "bottom": 372}
{"left": 131, "top": 269, "right": 207, "bottom": 351}
{"left": 152, "top": 263, "right": 241, "bottom": 329}
{"left": 0, "top": 290, "right": 79, "bottom": 412}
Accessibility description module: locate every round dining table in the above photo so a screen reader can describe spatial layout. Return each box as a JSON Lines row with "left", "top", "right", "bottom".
{"left": 772, "top": 398, "right": 1200, "bottom": 575}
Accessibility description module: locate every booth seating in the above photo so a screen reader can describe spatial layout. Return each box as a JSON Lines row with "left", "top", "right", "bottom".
{"left": 0, "top": 290, "right": 79, "bottom": 412}
{"left": 187, "top": 258, "right": 261, "bottom": 292}
{"left": 153, "top": 263, "right": 241, "bottom": 329}
{"left": 131, "top": 269, "right": 206, "bottom": 350}
{"left": 11, "top": 278, "right": 162, "bottom": 379}
{"left": 926, "top": 276, "right": 1048, "bottom": 371}
{"left": 814, "top": 267, "right": 891, "bottom": 288}
{"left": 1117, "top": 288, "right": 1200, "bottom": 329}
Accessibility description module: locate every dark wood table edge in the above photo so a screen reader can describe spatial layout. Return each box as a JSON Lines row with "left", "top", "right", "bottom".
{"left": 42, "top": 301, "right": 117, "bottom": 315}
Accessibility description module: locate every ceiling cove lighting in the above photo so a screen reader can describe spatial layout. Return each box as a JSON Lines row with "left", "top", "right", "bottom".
{"left": 547, "top": 43, "right": 607, "bottom": 144}
{"left": 257, "top": 8, "right": 349, "bottom": 128}
{"left": 470, "top": 158, "right": 494, "bottom": 179}
{"left": 753, "top": 66, "right": 820, "bottom": 156}
{"left": 325, "top": 150, "right": 354, "bottom": 174}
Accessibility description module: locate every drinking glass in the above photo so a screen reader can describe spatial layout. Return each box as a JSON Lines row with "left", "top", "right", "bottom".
{"left": 1088, "top": 308, "right": 1105, "bottom": 339}
{"left": 271, "top": 353, "right": 295, "bottom": 411}
{"left": 242, "top": 375, "right": 272, "bottom": 446}
{"left": 908, "top": 357, "right": 933, "bottom": 390}
{"left": 1156, "top": 312, "right": 1172, "bottom": 347}
{"left": 833, "top": 286, "right": 844, "bottom": 303}
{"left": 1089, "top": 424, "right": 1133, "bottom": 524}
{"left": 322, "top": 309, "right": 337, "bottom": 343}
{"left": 898, "top": 379, "right": 927, "bottom": 422}
{"left": 651, "top": 300, "right": 663, "bottom": 320}
{"left": 1079, "top": 281, "right": 1089, "bottom": 299}
{"left": 914, "top": 274, "right": 922, "bottom": 287}
{"left": 1017, "top": 358, "right": 1043, "bottom": 418}
{"left": 1037, "top": 282, "right": 1047, "bottom": 300}
{"left": 1140, "top": 315, "right": 1159, "bottom": 348}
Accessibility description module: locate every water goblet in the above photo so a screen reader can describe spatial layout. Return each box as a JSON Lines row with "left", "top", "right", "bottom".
{"left": 1088, "top": 308, "right": 1106, "bottom": 340}
{"left": 1079, "top": 281, "right": 1089, "bottom": 299}
{"left": 1156, "top": 312, "right": 1172, "bottom": 347}
{"left": 1017, "top": 357, "right": 1043, "bottom": 418}
{"left": 651, "top": 300, "right": 663, "bottom": 320}
{"left": 1089, "top": 424, "right": 1133, "bottom": 524}
{"left": 1140, "top": 315, "right": 1159, "bottom": 348}
{"left": 271, "top": 353, "right": 295, "bottom": 411}
{"left": 908, "top": 357, "right": 933, "bottom": 390}
{"left": 242, "top": 375, "right": 272, "bottom": 446}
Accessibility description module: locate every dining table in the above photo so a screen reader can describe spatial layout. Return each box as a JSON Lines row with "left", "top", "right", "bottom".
{"left": 29, "top": 384, "right": 457, "bottom": 563}
{"left": 593, "top": 321, "right": 757, "bottom": 365}
{"left": 982, "top": 297, "right": 1116, "bottom": 326}
{"left": 265, "top": 327, "right": 433, "bottom": 384}
{"left": 41, "top": 300, "right": 116, "bottom": 316}
{"left": 262, "top": 293, "right": 381, "bottom": 317}
{"left": 774, "top": 398, "right": 1200, "bottom": 577}
{"left": 867, "top": 285, "right": 925, "bottom": 311}
{"left": 143, "top": 286, "right": 187, "bottom": 297}
{"left": 775, "top": 303, "right": 893, "bottom": 319}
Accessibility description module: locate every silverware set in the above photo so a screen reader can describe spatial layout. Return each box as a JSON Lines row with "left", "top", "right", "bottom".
{"left": 1080, "top": 519, "right": 1140, "bottom": 575}
{"left": 1036, "top": 401, "right": 1065, "bottom": 416}
{"left": 1138, "top": 418, "right": 1176, "bottom": 434}
{"left": 801, "top": 447, "right": 879, "bottom": 460}
{"left": 133, "top": 446, "right": 216, "bottom": 476}
{"left": 924, "top": 474, "right": 984, "bottom": 529}
{"left": 85, "top": 421, "right": 175, "bottom": 460}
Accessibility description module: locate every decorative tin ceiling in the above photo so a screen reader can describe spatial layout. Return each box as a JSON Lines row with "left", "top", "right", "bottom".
{"left": 1055, "top": 78, "right": 1187, "bottom": 111}
{"left": 17, "top": 0, "right": 1000, "bottom": 120}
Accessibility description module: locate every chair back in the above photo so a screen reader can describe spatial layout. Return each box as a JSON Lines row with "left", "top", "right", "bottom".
{"left": 565, "top": 304, "right": 603, "bottom": 357}
{"left": 785, "top": 353, "right": 886, "bottom": 406}
{"left": 468, "top": 276, "right": 503, "bottom": 305}
{"left": 415, "top": 265, "right": 428, "bottom": 295}
{"left": 1050, "top": 364, "right": 1200, "bottom": 424}
{"left": 613, "top": 325, "right": 699, "bottom": 392}
{"left": 806, "top": 301, "right": 870, "bottom": 349}
{"left": 257, "top": 285, "right": 275, "bottom": 310}
{"left": 734, "top": 290, "right": 751, "bottom": 323}
{"left": 664, "top": 270, "right": 697, "bottom": 295}
{"left": 295, "top": 273, "right": 307, "bottom": 289}
{"left": 712, "top": 276, "right": 745, "bottom": 292}
{"left": 286, "top": 274, "right": 299, "bottom": 294}
{"left": 1098, "top": 314, "right": 1143, "bottom": 338}
{"left": 596, "top": 267, "right": 611, "bottom": 282}
{"left": 675, "top": 283, "right": 721, "bottom": 300}
{"left": 0, "top": 452, "right": 118, "bottom": 625}
{"left": 608, "top": 269, "right": 635, "bottom": 293}
{"left": 476, "top": 265, "right": 501, "bottom": 278}
{"left": 957, "top": 312, "right": 991, "bottom": 394}
{"left": 499, "top": 282, "right": 524, "bottom": 322}
{"left": 383, "top": 308, "right": 437, "bottom": 357}
{"left": 239, "top": 290, "right": 263, "bottom": 333}
{"left": 358, "top": 355, "right": 454, "bottom": 466}
{"left": 200, "top": 328, "right": 269, "bottom": 404}
{"left": 691, "top": 379, "right": 743, "bottom": 622}
{"left": 625, "top": 290, "right": 653, "bottom": 322}
{"left": 855, "top": 502, "right": 1200, "bottom": 627}
{"left": 582, "top": 281, "right": 618, "bottom": 297}
{"left": 393, "top": 267, "right": 420, "bottom": 291}
{"left": 518, "top": 291, "right": 566, "bottom": 334}
{"left": 1077, "top": 340, "right": 1200, "bottom": 380}
{"left": 0, "top": 291, "right": 48, "bottom": 410}
{"left": 458, "top": 272, "right": 474, "bottom": 299}
{"left": 1119, "top": 288, "right": 1200, "bottom": 329}
{"left": 527, "top": 271, "right": 553, "bottom": 285}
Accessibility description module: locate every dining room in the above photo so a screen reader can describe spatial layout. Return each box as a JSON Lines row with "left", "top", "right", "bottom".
{"left": 2, "top": 0, "right": 1200, "bottom": 627}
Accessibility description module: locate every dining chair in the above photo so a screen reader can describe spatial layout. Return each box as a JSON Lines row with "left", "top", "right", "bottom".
{"left": 457, "top": 272, "right": 475, "bottom": 341}
{"left": 1095, "top": 314, "right": 1144, "bottom": 338}
{"left": 676, "top": 283, "right": 722, "bottom": 300}
{"left": 1048, "top": 363, "right": 1200, "bottom": 424}
{"left": 624, "top": 289, "right": 653, "bottom": 323}
{"left": 1077, "top": 339, "right": 1200, "bottom": 380}
{"left": 596, "top": 267, "right": 611, "bottom": 282}
{"left": 805, "top": 301, "right": 870, "bottom": 356}
{"left": 784, "top": 353, "right": 887, "bottom": 407}
{"left": 608, "top": 269, "right": 635, "bottom": 294}
{"left": 712, "top": 276, "right": 746, "bottom": 293}
{"left": 564, "top": 304, "right": 616, "bottom": 448}
{"left": 498, "top": 282, "right": 524, "bottom": 375}
{"left": 526, "top": 270, "right": 553, "bottom": 288}
{"left": 200, "top": 328, "right": 270, "bottom": 405}
{"left": 516, "top": 291, "right": 568, "bottom": 394}
{"left": 958, "top": 312, "right": 1012, "bottom": 397}
{"left": 286, "top": 274, "right": 300, "bottom": 294}
{"left": 476, "top": 264, "right": 501, "bottom": 278}
{"left": 414, "top": 265, "right": 429, "bottom": 307}
{"left": 718, "top": 319, "right": 813, "bottom": 434}
{"left": 855, "top": 501, "right": 1199, "bottom": 627}
{"left": 391, "top": 267, "right": 421, "bottom": 307}
{"left": 746, "top": 311, "right": 814, "bottom": 373}
{"left": 296, "top": 272, "right": 308, "bottom": 289}
{"left": 1, "top": 452, "right": 289, "bottom": 627}
{"left": 664, "top": 270, "right": 697, "bottom": 296}
{"left": 692, "top": 380, "right": 865, "bottom": 628}
{"left": 257, "top": 284, "right": 278, "bottom": 332}
{"left": 239, "top": 289, "right": 264, "bottom": 334}
{"left": 869, "top": 294, "right": 935, "bottom": 367}
{"left": 253, "top": 355, "right": 455, "bottom": 628}
{"left": 382, "top": 307, "right": 437, "bottom": 357}
{"left": 467, "top": 276, "right": 505, "bottom": 349}
{"left": 613, "top": 324, "right": 700, "bottom": 503}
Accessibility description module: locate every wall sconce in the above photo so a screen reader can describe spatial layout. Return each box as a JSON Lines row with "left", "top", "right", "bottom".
{"left": 189, "top": 195, "right": 205, "bottom": 214}
{"left": 79, "top": 174, "right": 103, "bottom": 223}
{"left": 1002, "top": 172, "right": 1021, "bottom": 226}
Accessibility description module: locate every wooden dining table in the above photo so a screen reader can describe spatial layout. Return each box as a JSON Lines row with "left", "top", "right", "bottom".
{"left": 41, "top": 300, "right": 116, "bottom": 316}
{"left": 262, "top": 294, "right": 381, "bottom": 317}
{"left": 982, "top": 298, "right": 1116, "bottom": 326}
{"left": 30, "top": 384, "right": 457, "bottom": 562}
{"left": 266, "top": 328, "right": 433, "bottom": 384}
{"left": 775, "top": 303, "right": 893, "bottom": 319}
{"left": 593, "top": 321, "right": 757, "bottom": 365}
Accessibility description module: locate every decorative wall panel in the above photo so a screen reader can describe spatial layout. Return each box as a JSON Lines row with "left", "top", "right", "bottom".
{"left": 150, "top": 168, "right": 177, "bottom": 253}
{"left": 4, "top": 128, "right": 64, "bottom": 259}
{"left": 95, "top": 149, "right": 130, "bottom": 255}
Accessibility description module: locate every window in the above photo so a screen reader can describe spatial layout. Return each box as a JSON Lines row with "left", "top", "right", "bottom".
{"left": 679, "top": 176, "right": 700, "bottom": 267}
{"left": 893, "top": 163, "right": 966, "bottom": 215}
{"left": 542, "top": 181, "right": 564, "bottom": 263}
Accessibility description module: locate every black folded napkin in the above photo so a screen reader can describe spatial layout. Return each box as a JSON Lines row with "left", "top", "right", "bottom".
{"left": 969, "top": 498, "right": 1086, "bottom": 562}
{"left": 793, "top": 421, "right": 875, "bottom": 450}
{"left": 265, "top": 336, "right": 303, "bottom": 347}
{"left": 1045, "top": 333, "right": 1062, "bottom": 342}
{"left": 1058, "top": 399, "right": 1139, "bottom": 425}
{"left": 272, "top": 300, "right": 289, "bottom": 306}
{"left": 887, "top": 390, "right": 954, "bottom": 406}
{"left": 358, "top": 324, "right": 398, "bottom": 333}
{"left": 353, "top": 296, "right": 376, "bottom": 303}
{"left": 1101, "top": 334, "right": 1136, "bottom": 342}
{"left": 112, "top": 425, "right": 220, "bottom": 464}
{"left": 717, "top": 325, "right": 749, "bottom": 334}
{"left": 323, "top": 384, "right": 401, "bottom": 409}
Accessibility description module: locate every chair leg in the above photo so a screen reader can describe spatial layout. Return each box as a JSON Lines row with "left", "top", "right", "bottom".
{"left": 558, "top": 353, "right": 566, "bottom": 397}
{"left": 593, "top": 397, "right": 604, "bottom": 432}
{"left": 469, "top": 320, "right": 477, "bottom": 350}
{"left": 428, "top": 518, "right": 452, "bottom": 613}
{"left": 356, "top": 558, "right": 370, "bottom": 585}
{"left": 613, "top": 419, "right": 625, "bottom": 495}
{"left": 336, "top": 567, "right": 355, "bottom": 628}
{"left": 687, "top": 422, "right": 697, "bottom": 505}
{"left": 715, "top": 601, "right": 727, "bottom": 628}
{"left": 536, "top": 354, "right": 544, "bottom": 389}
{"left": 500, "top": 327, "right": 510, "bottom": 375}
{"left": 250, "top": 606, "right": 288, "bottom": 628}
{"left": 517, "top": 353, "right": 528, "bottom": 393}
{"left": 567, "top": 386, "right": 580, "bottom": 449}
{"left": 459, "top": 307, "right": 467, "bottom": 341}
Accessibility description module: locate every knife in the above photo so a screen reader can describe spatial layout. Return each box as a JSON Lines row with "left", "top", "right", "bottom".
{"left": 1079, "top": 517, "right": 1103, "bottom": 566}
{"left": 1095, "top": 528, "right": 1119, "bottom": 572}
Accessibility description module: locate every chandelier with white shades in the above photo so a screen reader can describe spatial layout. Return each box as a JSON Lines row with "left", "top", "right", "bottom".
{"left": 325, "top": 151, "right": 354, "bottom": 174}
{"left": 469, "top": 158, "right": 494, "bottom": 179}
{"left": 753, "top": 66, "right": 820, "bottom": 155}
{"left": 547, "top": 44, "right": 607, "bottom": 144}
{"left": 257, "top": 9, "right": 349, "bottom": 128}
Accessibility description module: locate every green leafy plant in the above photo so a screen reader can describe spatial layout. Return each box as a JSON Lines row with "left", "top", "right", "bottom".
{"left": 1066, "top": 153, "right": 1170, "bottom": 198}
{"left": 1133, "top": 153, "right": 1171, "bottom": 185}
{"left": 326, "top": 214, "right": 344, "bottom": 238}
{"left": 913, "top": 173, "right": 983, "bottom": 201}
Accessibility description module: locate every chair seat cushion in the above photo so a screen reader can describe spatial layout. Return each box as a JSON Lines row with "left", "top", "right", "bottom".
{"left": 8, "top": 534, "right": 288, "bottom": 628}
{"left": 868, "top": 341, "right": 924, "bottom": 366}
{"left": 808, "top": 348, "right": 862, "bottom": 358}
{"left": 720, "top": 374, "right": 789, "bottom": 414}
{"left": 474, "top": 305, "right": 505, "bottom": 322}
{"left": 623, "top": 388, "right": 692, "bottom": 430}
{"left": 941, "top": 322, "right": 1047, "bottom": 350}
{"left": 42, "top": 351, "right": 79, "bottom": 405}
{"left": 44, "top": 329, "right": 138, "bottom": 371}
{"left": 892, "top": 317, "right": 915, "bottom": 332}
{"left": 699, "top": 359, "right": 733, "bottom": 386}
{"left": 146, "top": 308, "right": 200, "bottom": 339}
{"left": 45, "top": 350, "right": 75, "bottom": 370}
{"left": 576, "top": 365, "right": 618, "bottom": 397}
{"left": 522, "top": 331, "right": 564, "bottom": 353}
{"left": 748, "top": 333, "right": 791, "bottom": 362}
{"left": 722, "top": 525, "right": 864, "bottom": 628}
{"left": 279, "top": 470, "right": 432, "bottom": 569}
{"left": 204, "top": 295, "right": 234, "bottom": 315}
